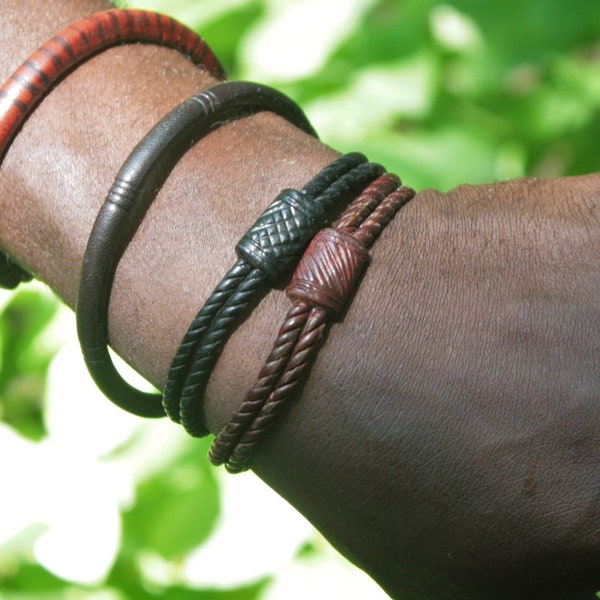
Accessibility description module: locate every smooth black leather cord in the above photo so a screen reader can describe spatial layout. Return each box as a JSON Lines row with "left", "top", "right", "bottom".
{"left": 76, "top": 81, "right": 317, "bottom": 419}
{"left": 165, "top": 157, "right": 386, "bottom": 437}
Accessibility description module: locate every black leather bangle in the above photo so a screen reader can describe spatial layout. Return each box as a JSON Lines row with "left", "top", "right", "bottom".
{"left": 76, "top": 81, "right": 317, "bottom": 419}
{"left": 165, "top": 155, "right": 386, "bottom": 438}
{"left": 0, "top": 253, "right": 32, "bottom": 288}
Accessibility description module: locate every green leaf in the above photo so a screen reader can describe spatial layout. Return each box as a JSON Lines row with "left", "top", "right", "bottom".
{"left": 121, "top": 438, "right": 220, "bottom": 561}
{"left": 0, "top": 286, "right": 61, "bottom": 440}
{"left": 191, "top": 2, "right": 264, "bottom": 77}
{"left": 0, "top": 562, "right": 69, "bottom": 594}
{"left": 146, "top": 580, "right": 269, "bottom": 600}
{"left": 183, "top": 580, "right": 270, "bottom": 600}
{"left": 110, "top": 551, "right": 269, "bottom": 600}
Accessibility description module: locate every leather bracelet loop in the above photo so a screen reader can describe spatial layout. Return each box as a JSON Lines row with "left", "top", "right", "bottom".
{"left": 165, "top": 155, "right": 386, "bottom": 437}
{"left": 0, "top": 8, "right": 225, "bottom": 289}
{"left": 77, "top": 81, "right": 317, "bottom": 419}
{"left": 209, "top": 174, "right": 416, "bottom": 471}
{"left": 162, "top": 153, "right": 370, "bottom": 424}
{"left": 0, "top": 253, "right": 31, "bottom": 289}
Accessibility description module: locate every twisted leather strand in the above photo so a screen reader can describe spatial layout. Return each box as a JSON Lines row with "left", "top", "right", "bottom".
{"left": 169, "top": 158, "right": 387, "bottom": 437}
{"left": 209, "top": 174, "right": 403, "bottom": 465}
{"left": 77, "top": 81, "right": 317, "bottom": 419}
{"left": 210, "top": 175, "right": 416, "bottom": 472}
{"left": 0, "top": 8, "right": 225, "bottom": 289}
{"left": 225, "top": 186, "right": 415, "bottom": 472}
{"left": 163, "top": 153, "right": 371, "bottom": 424}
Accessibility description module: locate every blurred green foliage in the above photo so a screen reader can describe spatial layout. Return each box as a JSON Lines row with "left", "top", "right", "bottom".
{"left": 0, "top": 288, "right": 58, "bottom": 441}
{"left": 121, "top": 441, "right": 220, "bottom": 561}
{"left": 122, "top": 0, "right": 600, "bottom": 191}
{"left": 1, "top": 0, "right": 599, "bottom": 598}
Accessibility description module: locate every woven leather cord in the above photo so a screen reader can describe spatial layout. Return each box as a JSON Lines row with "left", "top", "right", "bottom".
{"left": 77, "top": 81, "right": 317, "bottom": 419}
{"left": 208, "top": 173, "right": 404, "bottom": 467}
{"left": 166, "top": 156, "right": 387, "bottom": 437}
{"left": 0, "top": 8, "right": 225, "bottom": 289}
{"left": 163, "top": 152, "right": 369, "bottom": 425}
{"left": 206, "top": 175, "right": 401, "bottom": 455}
{"left": 209, "top": 174, "right": 416, "bottom": 472}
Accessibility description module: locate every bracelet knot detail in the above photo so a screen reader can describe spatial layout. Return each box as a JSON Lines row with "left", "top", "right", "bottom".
{"left": 236, "top": 188, "right": 331, "bottom": 281}
{"left": 286, "top": 228, "right": 369, "bottom": 314}
{"left": 209, "top": 174, "right": 417, "bottom": 472}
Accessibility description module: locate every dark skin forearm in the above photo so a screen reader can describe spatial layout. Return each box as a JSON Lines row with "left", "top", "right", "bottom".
{"left": 1, "top": 1, "right": 599, "bottom": 598}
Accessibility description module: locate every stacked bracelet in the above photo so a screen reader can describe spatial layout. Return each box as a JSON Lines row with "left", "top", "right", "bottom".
{"left": 0, "top": 8, "right": 225, "bottom": 289}
{"left": 77, "top": 81, "right": 319, "bottom": 419}
{"left": 210, "top": 174, "right": 416, "bottom": 472}
{"left": 164, "top": 153, "right": 386, "bottom": 437}
{"left": 3, "top": 9, "right": 418, "bottom": 465}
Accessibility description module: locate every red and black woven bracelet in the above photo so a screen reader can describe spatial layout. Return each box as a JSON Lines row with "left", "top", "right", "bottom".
{"left": 166, "top": 154, "right": 386, "bottom": 438}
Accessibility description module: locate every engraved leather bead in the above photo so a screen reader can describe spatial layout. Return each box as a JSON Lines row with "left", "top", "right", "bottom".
{"left": 287, "top": 228, "right": 369, "bottom": 314}
{"left": 235, "top": 188, "right": 326, "bottom": 280}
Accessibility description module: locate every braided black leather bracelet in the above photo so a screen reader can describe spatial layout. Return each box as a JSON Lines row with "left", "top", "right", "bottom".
{"left": 77, "top": 81, "right": 317, "bottom": 419}
{"left": 164, "top": 154, "right": 385, "bottom": 437}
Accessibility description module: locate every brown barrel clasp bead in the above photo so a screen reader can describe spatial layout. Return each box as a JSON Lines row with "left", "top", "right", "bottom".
{"left": 287, "top": 228, "right": 369, "bottom": 314}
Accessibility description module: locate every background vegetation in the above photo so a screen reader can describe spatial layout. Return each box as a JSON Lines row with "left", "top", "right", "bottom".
{"left": 1, "top": 0, "right": 599, "bottom": 598}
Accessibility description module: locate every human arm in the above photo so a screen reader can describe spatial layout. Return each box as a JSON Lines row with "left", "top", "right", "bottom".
{"left": 1, "top": 1, "right": 599, "bottom": 598}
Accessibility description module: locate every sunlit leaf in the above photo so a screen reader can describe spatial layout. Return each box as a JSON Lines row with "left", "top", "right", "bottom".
{"left": 0, "top": 562, "right": 71, "bottom": 595}
{"left": 0, "top": 286, "right": 61, "bottom": 440}
{"left": 189, "top": 1, "right": 264, "bottom": 76}
{"left": 121, "top": 439, "right": 220, "bottom": 560}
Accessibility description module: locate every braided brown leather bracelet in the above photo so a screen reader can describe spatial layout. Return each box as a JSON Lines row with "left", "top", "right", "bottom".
{"left": 210, "top": 174, "right": 416, "bottom": 472}
{"left": 0, "top": 8, "right": 225, "bottom": 289}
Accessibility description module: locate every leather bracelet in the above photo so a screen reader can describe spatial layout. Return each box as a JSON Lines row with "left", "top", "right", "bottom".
{"left": 0, "top": 8, "right": 225, "bottom": 289}
{"left": 209, "top": 174, "right": 416, "bottom": 472}
{"left": 162, "top": 152, "right": 371, "bottom": 421}
{"left": 167, "top": 156, "right": 386, "bottom": 438}
{"left": 76, "top": 81, "right": 318, "bottom": 419}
